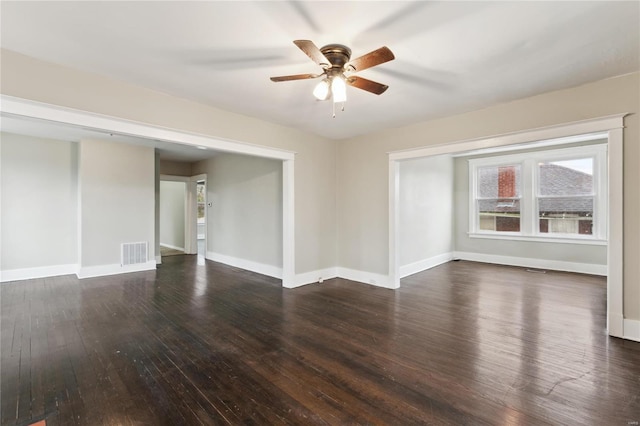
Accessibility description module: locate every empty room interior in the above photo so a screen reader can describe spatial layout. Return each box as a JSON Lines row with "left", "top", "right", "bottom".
{"left": 1, "top": 1, "right": 639, "bottom": 425}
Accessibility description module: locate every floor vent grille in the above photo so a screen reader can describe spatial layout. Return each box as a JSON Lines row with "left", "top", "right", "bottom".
{"left": 121, "top": 242, "right": 148, "bottom": 266}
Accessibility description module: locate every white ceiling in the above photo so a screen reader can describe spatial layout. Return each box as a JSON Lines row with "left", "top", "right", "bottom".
{"left": 1, "top": 1, "right": 639, "bottom": 141}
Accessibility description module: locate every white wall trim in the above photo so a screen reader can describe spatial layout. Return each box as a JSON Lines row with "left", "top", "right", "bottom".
{"left": 337, "top": 267, "right": 393, "bottom": 289}
{"left": 388, "top": 114, "right": 626, "bottom": 161}
{"left": 623, "top": 319, "right": 640, "bottom": 343}
{"left": 77, "top": 260, "right": 156, "bottom": 279}
{"left": 282, "top": 159, "right": 295, "bottom": 288}
{"left": 1, "top": 264, "right": 79, "bottom": 283}
{"left": 399, "top": 252, "right": 453, "bottom": 279}
{"left": 293, "top": 267, "right": 339, "bottom": 288}
{"left": 607, "top": 127, "right": 624, "bottom": 337}
{"left": 467, "top": 232, "right": 607, "bottom": 246}
{"left": 453, "top": 251, "right": 607, "bottom": 276}
{"left": 159, "top": 243, "right": 185, "bottom": 252}
{"left": 1, "top": 95, "right": 295, "bottom": 290}
{"left": 155, "top": 255, "right": 162, "bottom": 265}
{"left": 388, "top": 159, "right": 401, "bottom": 288}
{"left": 0, "top": 95, "right": 296, "bottom": 161}
{"left": 206, "top": 251, "right": 283, "bottom": 279}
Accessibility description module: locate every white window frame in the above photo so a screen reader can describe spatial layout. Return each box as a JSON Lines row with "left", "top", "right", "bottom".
{"left": 468, "top": 143, "right": 607, "bottom": 245}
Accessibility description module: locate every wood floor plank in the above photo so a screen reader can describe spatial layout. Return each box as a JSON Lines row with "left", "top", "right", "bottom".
{"left": 2, "top": 257, "right": 639, "bottom": 425}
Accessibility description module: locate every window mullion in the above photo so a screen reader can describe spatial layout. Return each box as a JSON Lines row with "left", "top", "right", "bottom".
{"left": 521, "top": 158, "right": 535, "bottom": 236}
{"left": 596, "top": 148, "right": 608, "bottom": 239}
{"left": 469, "top": 162, "right": 477, "bottom": 233}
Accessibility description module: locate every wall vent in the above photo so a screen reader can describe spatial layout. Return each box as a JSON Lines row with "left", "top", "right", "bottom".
{"left": 121, "top": 242, "right": 148, "bottom": 266}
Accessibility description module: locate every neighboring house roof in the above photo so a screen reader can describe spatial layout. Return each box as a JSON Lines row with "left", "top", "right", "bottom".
{"left": 479, "top": 164, "right": 593, "bottom": 214}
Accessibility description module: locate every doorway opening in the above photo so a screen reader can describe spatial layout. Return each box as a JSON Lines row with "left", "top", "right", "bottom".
{"left": 159, "top": 178, "right": 188, "bottom": 257}
{"left": 1, "top": 95, "right": 296, "bottom": 287}
{"left": 388, "top": 115, "right": 625, "bottom": 337}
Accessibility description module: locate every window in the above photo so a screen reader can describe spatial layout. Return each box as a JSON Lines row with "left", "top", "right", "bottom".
{"left": 469, "top": 144, "right": 607, "bottom": 243}
{"left": 196, "top": 181, "right": 206, "bottom": 224}
{"left": 477, "top": 164, "right": 522, "bottom": 232}
{"left": 537, "top": 158, "right": 594, "bottom": 236}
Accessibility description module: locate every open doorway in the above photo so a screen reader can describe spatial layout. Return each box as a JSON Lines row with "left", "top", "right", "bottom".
{"left": 159, "top": 177, "right": 188, "bottom": 257}
{"left": 1, "top": 96, "right": 296, "bottom": 286}
{"left": 160, "top": 174, "right": 207, "bottom": 261}
{"left": 388, "top": 115, "right": 625, "bottom": 337}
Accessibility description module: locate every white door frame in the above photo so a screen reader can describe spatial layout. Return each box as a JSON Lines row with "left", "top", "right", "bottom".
{"left": 0, "top": 95, "right": 296, "bottom": 287}
{"left": 190, "top": 174, "right": 207, "bottom": 256}
{"left": 388, "top": 114, "right": 627, "bottom": 338}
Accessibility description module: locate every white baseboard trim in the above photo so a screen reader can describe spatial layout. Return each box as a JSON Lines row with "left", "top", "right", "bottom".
{"left": 452, "top": 251, "right": 607, "bottom": 276}
{"left": 399, "top": 252, "right": 453, "bottom": 279}
{"left": 155, "top": 255, "right": 162, "bottom": 265}
{"left": 623, "top": 319, "right": 640, "bottom": 342}
{"left": 609, "top": 312, "right": 624, "bottom": 338}
{"left": 160, "top": 243, "right": 185, "bottom": 252}
{"left": 206, "top": 251, "right": 283, "bottom": 279}
{"left": 292, "top": 267, "right": 339, "bottom": 288}
{"left": 1, "top": 264, "right": 79, "bottom": 283}
{"left": 336, "top": 267, "right": 393, "bottom": 289}
{"left": 77, "top": 260, "right": 156, "bottom": 279}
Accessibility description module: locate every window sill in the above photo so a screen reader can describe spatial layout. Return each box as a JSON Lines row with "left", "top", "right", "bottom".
{"left": 467, "top": 232, "right": 607, "bottom": 246}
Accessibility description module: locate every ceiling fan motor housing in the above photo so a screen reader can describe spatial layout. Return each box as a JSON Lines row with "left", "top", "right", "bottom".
{"left": 320, "top": 44, "right": 352, "bottom": 73}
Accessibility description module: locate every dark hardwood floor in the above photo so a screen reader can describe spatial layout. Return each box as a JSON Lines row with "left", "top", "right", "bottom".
{"left": 2, "top": 257, "right": 639, "bottom": 425}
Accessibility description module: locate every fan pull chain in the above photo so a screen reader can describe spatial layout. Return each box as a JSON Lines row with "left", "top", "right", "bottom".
{"left": 332, "top": 102, "right": 346, "bottom": 118}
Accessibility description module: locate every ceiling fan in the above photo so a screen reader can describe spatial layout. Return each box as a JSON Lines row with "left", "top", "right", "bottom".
{"left": 270, "top": 40, "right": 395, "bottom": 116}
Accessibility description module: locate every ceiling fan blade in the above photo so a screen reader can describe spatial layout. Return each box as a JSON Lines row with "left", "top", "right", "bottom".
{"left": 346, "top": 76, "right": 389, "bottom": 95}
{"left": 346, "top": 46, "right": 395, "bottom": 72}
{"left": 270, "top": 73, "right": 322, "bottom": 82}
{"left": 293, "top": 40, "right": 331, "bottom": 69}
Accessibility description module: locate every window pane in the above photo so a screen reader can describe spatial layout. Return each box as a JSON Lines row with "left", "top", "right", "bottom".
{"left": 478, "top": 199, "right": 521, "bottom": 232}
{"left": 478, "top": 165, "right": 521, "bottom": 198}
{"left": 538, "top": 158, "right": 593, "bottom": 196}
{"left": 196, "top": 184, "right": 206, "bottom": 202}
{"left": 538, "top": 196, "right": 593, "bottom": 235}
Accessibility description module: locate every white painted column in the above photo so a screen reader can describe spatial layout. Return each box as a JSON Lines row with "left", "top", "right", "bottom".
{"left": 282, "top": 159, "right": 295, "bottom": 288}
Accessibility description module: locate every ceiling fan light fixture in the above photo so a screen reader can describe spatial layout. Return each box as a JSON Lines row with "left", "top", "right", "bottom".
{"left": 271, "top": 40, "right": 395, "bottom": 117}
{"left": 313, "top": 79, "right": 330, "bottom": 100}
{"left": 331, "top": 76, "right": 347, "bottom": 103}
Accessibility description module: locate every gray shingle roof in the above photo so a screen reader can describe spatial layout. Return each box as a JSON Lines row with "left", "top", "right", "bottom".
{"left": 478, "top": 164, "right": 593, "bottom": 213}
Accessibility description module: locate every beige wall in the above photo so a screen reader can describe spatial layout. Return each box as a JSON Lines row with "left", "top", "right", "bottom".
{"left": 79, "top": 139, "right": 155, "bottom": 267}
{"left": 1, "top": 49, "right": 337, "bottom": 275}
{"left": 159, "top": 160, "right": 192, "bottom": 177}
{"left": 192, "top": 153, "right": 283, "bottom": 268}
{"left": 1, "top": 133, "right": 78, "bottom": 270}
{"left": 337, "top": 72, "right": 639, "bottom": 319}
{"left": 399, "top": 155, "right": 454, "bottom": 267}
